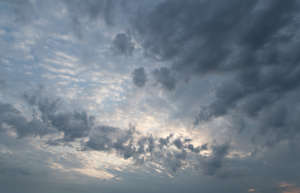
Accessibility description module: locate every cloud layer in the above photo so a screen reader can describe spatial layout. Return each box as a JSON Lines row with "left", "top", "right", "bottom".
{"left": 1, "top": 0, "right": 300, "bottom": 193}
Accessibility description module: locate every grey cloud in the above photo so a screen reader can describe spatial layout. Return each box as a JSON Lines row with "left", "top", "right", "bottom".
{"left": 50, "top": 111, "right": 94, "bottom": 141}
{"left": 63, "top": 0, "right": 118, "bottom": 26}
{"left": 0, "top": 80, "right": 5, "bottom": 88}
{"left": 158, "top": 134, "right": 173, "bottom": 150}
{"left": 112, "top": 33, "right": 135, "bottom": 56}
{"left": 4, "top": 0, "right": 36, "bottom": 24}
{"left": 203, "top": 144, "right": 230, "bottom": 176}
{"left": 0, "top": 102, "right": 50, "bottom": 137}
{"left": 134, "top": 0, "right": 256, "bottom": 71}
{"left": 0, "top": 92, "right": 95, "bottom": 141}
{"left": 132, "top": 67, "right": 147, "bottom": 87}
{"left": 241, "top": 0, "right": 298, "bottom": 50}
{"left": 84, "top": 126, "right": 159, "bottom": 164}
{"left": 85, "top": 125, "right": 133, "bottom": 152}
{"left": 164, "top": 150, "right": 187, "bottom": 173}
{"left": 3, "top": 1, "right": 300, "bottom": 192}
{"left": 153, "top": 67, "right": 177, "bottom": 91}
{"left": 0, "top": 87, "right": 235, "bottom": 178}
{"left": 23, "top": 93, "right": 95, "bottom": 141}
{"left": 84, "top": 125, "right": 229, "bottom": 175}
{"left": 133, "top": 0, "right": 300, "bottom": 144}
{"left": 85, "top": 126, "right": 152, "bottom": 161}
{"left": 2, "top": 89, "right": 226, "bottom": 176}
{"left": 188, "top": 143, "right": 208, "bottom": 154}
{"left": 173, "top": 138, "right": 183, "bottom": 149}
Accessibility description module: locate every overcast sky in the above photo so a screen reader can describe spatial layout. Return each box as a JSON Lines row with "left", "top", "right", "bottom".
{"left": 1, "top": 0, "right": 300, "bottom": 193}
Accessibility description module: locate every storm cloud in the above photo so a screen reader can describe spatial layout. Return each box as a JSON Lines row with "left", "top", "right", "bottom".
{"left": 133, "top": 0, "right": 300, "bottom": 145}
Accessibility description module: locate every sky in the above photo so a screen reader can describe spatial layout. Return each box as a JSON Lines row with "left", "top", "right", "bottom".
{"left": 0, "top": 0, "right": 300, "bottom": 193}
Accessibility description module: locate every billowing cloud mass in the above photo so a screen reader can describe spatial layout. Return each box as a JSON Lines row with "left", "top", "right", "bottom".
{"left": 135, "top": 0, "right": 300, "bottom": 145}
{"left": 1, "top": 0, "right": 300, "bottom": 193}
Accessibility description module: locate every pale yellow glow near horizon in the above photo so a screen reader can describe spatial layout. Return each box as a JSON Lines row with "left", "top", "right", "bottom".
{"left": 48, "top": 150, "right": 133, "bottom": 180}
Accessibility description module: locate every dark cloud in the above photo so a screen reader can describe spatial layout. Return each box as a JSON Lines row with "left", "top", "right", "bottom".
{"left": 1, "top": 89, "right": 229, "bottom": 176}
{"left": 173, "top": 138, "right": 184, "bottom": 149}
{"left": 203, "top": 144, "right": 230, "bottom": 176}
{"left": 84, "top": 126, "right": 159, "bottom": 160}
{"left": 153, "top": 67, "right": 177, "bottom": 91}
{"left": 50, "top": 111, "right": 94, "bottom": 141}
{"left": 0, "top": 102, "right": 50, "bottom": 137}
{"left": 1, "top": 89, "right": 230, "bottom": 176}
{"left": 112, "top": 33, "right": 135, "bottom": 56}
{"left": 0, "top": 92, "right": 96, "bottom": 141}
{"left": 132, "top": 67, "right": 147, "bottom": 87}
{"left": 84, "top": 125, "right": 230, "bottom": 175}
{"left": 84, "top": 125, "right": 134, "bottom": 153}
{"left": 23, "top": 93, "right": 95, "bottom": 141}
{"left": 158, "top": 134, "right": 173, "bottom": 150}
{"left": 86, "top": 126, "right": 193, "bottom": 170}
{"left": 133, "top": 0, "right": 300, "bottom": 144}
{"left": 2, "top": 1, "right": 300, "bottom": 193}
{"left": 164, "top": 150, "right": 187, "bottom": 173}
